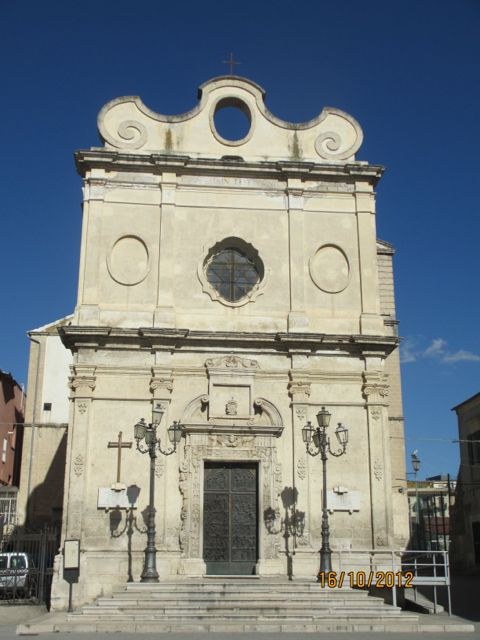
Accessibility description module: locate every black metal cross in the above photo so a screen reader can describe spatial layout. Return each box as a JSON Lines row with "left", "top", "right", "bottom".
{"left": 108, "top": 431, "right": 132, "bottom": 484}
{"left": 222, "top": 52, "right": 240, "bottom": 75}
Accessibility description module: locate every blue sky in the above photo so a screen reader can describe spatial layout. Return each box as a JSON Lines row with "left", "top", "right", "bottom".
{"left": 1, "top": 0, "right": 479, "bottom": 480}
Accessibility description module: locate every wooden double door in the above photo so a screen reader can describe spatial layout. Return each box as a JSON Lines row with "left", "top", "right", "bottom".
{"left": 203, "top": 462, "right": 258, "bottom": 575}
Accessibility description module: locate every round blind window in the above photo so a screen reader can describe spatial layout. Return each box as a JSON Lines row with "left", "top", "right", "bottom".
{"left": 206, "top": 248, "right": 260, "bottom": 302}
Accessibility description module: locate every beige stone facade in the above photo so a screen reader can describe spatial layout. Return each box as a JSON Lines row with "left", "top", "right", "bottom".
{"left": 23, "top": 77, "right": 409, "bottom": 608}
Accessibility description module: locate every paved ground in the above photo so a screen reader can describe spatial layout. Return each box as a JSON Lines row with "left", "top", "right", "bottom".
{"left": 0, "top": 575, "right": 478, "bottom": 639}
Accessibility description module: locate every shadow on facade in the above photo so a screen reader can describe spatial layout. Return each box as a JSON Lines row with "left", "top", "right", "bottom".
{"left": 108, "top": 485, "right": 145, "bottom": 583}
{"left": 12, "top": 408, "right": 25, "bottom": 487}
{"left": 264, "top": 486, "right": 305, "bottom": 580}
{"left": 22, "top": 430, "right": 67, "bottom": 532}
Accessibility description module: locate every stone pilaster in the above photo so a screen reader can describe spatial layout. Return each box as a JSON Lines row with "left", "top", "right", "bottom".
{"left": 362, "top": 368, "right": 393, "bottom": 548}
{"left": 154, "top": 172, "right": 177, "bottom": 327}
{"left": 355, "top": 182, "right": 383, "bottom": 335}
{"left": 149, "top": 367, "right": 174, "bottom": 550}
{"left": 286, "top": 178, "right": 308, "bottom": 331}
{"left": 75, "top": 172, "right": 106, "bottom": 325}
{"left": 288, "top": 376, "right": 313, "bottom": 553}
{"left": 65, "top": 365, "right": 96, "bottom": 540}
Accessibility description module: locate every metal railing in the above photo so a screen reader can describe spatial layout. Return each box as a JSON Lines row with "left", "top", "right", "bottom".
{"left": 0, "top": 526, "right": 59, "bottom": 606}
{"left": 333, "top": 548, "right": 451, "bottom": 615}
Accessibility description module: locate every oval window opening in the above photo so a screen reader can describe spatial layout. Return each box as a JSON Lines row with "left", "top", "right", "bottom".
{"left": 213, "top": 99, "right": 251, "bottom": 142}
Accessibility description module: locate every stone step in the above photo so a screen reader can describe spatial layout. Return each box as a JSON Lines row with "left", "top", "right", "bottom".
{"left": 123, "top": 585, "right": 370, "bottom": 595}
{"left": 84, "top": 600, "right": 383, "bottom": 611}
{"left": 71, "top": 609, "right": 406, "bottom": 620}
{"left": 72, "top": 607, "right": 402, "bottom": 619}
{"left": 25, "top": 578, "right": 467, "bottom": 635}
{"left": 20, "top": 617, "right": 440, "bottom": 634}
{"left": 81, "top": 595, "right": 389, "bottom": 607}
{"left": 91, "top": 593, "right": 380, "bottom": 605}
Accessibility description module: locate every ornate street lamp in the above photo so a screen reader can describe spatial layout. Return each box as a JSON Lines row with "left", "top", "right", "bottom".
{"left": 411, "top": 451, "right": 421, "bottom": 549}
{"left": 134, "top": 404, "right": 183, "bottom": 583}
{"left": 302, "top": 407, "right": 348, "bottom": 579}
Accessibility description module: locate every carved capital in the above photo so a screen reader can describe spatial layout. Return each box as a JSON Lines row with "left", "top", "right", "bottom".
{"left": 150, "top": 376, "right": 173, "bottom": 394}
{"left": 288, "top": 380, "right": 311, "bottom": 401}
{"left": 69, "top": 366, "right": 96, "bottom": 398}
{"left": 362, "top": 371, "right": 389, "bottom": 402}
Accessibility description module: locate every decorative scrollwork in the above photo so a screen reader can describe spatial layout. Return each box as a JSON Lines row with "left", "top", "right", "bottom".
{"left": 288, "top": 381, "right": 311, "bottom": 400}
{"left": 209, "top": 434, "right": 255, "bottom": 448}
{"left": 205, "top": 355, "right": 259, "bottom": 370}
{"left": 315, "top": 131, "right": 342, "bottom": 158}
{"left": 155, "top": 457, "right": 165, "bottom": 478}
{"left": 77, "top": 401, "right": 87, "bottom": 415}
{"left": 373, "top": 459, "right": 383, "bottom": 481}
{"left": 73, "top": 454, "right": 84, "bottom": 477}
{"left": 314, "top": 110, "right": 363, "bottom": 161}
{"left": 116, "top": 120, "right": 148, "bottom": 149}
{"left": 297, "top": 457, "right": 307, "bottom": 480}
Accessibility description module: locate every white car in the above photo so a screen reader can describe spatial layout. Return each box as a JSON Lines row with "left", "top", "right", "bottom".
{"left": 0, "top": 552, "right": 31, "bottom": 594}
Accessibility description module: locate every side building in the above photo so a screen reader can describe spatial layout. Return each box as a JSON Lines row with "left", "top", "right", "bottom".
{"left": 451, "top": 393, "right": 480, "bottom": 573}
{"left": 16, "top": 318, "right": 72, "bottom": 530}
{"left": 0, "top": 370, "right": 25, "bottom": 532}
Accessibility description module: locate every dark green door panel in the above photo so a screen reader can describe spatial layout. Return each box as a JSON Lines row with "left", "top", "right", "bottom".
{"left": 203, "top": 462, "right": 258, "bottom": 575}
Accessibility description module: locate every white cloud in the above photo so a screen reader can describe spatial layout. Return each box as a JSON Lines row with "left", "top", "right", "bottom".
{"left": 401, "top": 337, "right": 480, "bottom": 365}
{"left": 424, "top": 338, "right": 447, "bottom": 357}
{"left": 443, "top": 350, "right": 480, "bottom": 363}
{"left": 400, "top": 338, "right": 419, "bottom": 363}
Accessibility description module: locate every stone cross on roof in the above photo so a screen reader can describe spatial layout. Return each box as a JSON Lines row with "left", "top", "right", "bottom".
{"left": 222, "top": 52, "right": 240, "bottom": 75}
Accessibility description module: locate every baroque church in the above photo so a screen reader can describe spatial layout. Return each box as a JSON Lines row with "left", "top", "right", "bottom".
{"left": 19, "top": 76, "right": 408, "bottom": 609}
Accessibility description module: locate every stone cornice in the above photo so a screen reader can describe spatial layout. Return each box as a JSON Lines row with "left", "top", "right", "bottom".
{"left": 75, "top": 149, "right": 384, "bottom": 186}
{"left": 182, "top": 423, "right": 283, "bottom": 438}
{"left": 22, "top": 422, "right": 69, "bottom": 429}
{"left": 59, "top": 326, "right": 398, "bottom": 357}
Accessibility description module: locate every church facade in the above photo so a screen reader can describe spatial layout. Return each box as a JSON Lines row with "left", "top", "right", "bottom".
{"left": 25, "top": 77, "right": 409, "bottom": 609}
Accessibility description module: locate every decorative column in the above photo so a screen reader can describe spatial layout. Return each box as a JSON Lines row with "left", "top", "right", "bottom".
{"left": 362, "top": 366, "right": 393, "bottom": 548}
{"left": 64, "top": 365, "right": 96, "bottom": 540}
{"left": 287, "top": 375, "right": 313, "bottom": 562}
{"left": 154, "top": 172, "right": 177, "bottom": 327}
{"left": 355, "top": 181, "right": 383, "bottom": 335}
{"left": 286, "top": 177, "right": 308, "bottom": 331}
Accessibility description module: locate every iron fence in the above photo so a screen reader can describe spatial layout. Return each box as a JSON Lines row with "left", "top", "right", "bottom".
{"left": 0, "top": 526, "right": 59, "bottom": 606}
{"left": 334, "top": 548, "right": 451, "bottom": 614}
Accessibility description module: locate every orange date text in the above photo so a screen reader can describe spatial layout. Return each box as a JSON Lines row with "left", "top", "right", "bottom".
{"left": 318, "top": 571, "right": 414, "bottom": 589}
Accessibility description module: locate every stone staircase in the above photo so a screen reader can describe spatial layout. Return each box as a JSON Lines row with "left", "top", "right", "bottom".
{"left": 16, "top": 578, "right": 475, "bottom": 633}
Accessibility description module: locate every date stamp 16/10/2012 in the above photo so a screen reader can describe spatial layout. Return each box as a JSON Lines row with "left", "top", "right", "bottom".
{"left": 318, "top": 571, "right": 414, "bottom": 589}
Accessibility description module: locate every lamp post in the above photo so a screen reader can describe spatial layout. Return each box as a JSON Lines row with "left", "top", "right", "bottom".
{"left": 134, "top": 404, "right": 183, "bottom": 583}
{"left": 302, "top": 407, "right": 348, "bottom": 579}
{"left": 411, "top": 451, "right": 421, "bottom": 549}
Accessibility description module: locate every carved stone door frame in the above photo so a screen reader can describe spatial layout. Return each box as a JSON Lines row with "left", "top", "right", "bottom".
{"left": 178, "top": 433, "right": 283, "bottom": 576}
